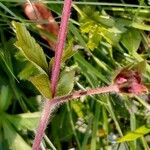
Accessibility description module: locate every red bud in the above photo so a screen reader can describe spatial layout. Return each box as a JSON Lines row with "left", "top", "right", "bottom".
{"left": 114, "top": 69, "right": 148, "bottom": 94}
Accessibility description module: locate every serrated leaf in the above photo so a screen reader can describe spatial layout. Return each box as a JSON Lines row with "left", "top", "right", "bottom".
{"left": 3, "top": 120, "right": 31, "bottom": 150}
{"left": 7, "top": 112, "right": 40, "bottom": 130}
{"left": 29, "top": 74, "right": 51, "bottom": 99}
{"left": 12, "top": 21, "right": 48, "bottom": 74}
{"left": 56, "top": 70, "right": 75, "bottom": 96}
{"left": 121, "top": 29, "right": 142, "bottom": 53}
{"left": 117, "top": 125, "right": 150, "bottom": 142}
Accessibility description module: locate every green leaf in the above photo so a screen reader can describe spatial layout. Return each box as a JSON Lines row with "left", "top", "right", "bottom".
{"left": 87, "top": 26, "right": 102, "bottom": 50}
{"left": 56, "top": 70, "right": 75, "bottom": 96}
{"left": 71, "top": 101, "right": 84, "bottom": 118}
{"left": 3, "top": 120, "right": 31, "bottom": 150}
{"left": 100, "top": 27, "right": 121, "bottom": 46}
{"left": 0, "top": 86, "right": 12, "bottom": 112}
{"left": 121, "top": 29, "right": 142, "bottom": 53}
{"left": 12, "top": 21, "right": 48, "bottom": 74}
{"left": 0, "top": 49, "right": 18, "bottom": 81}
{"left": 132, "top": 22, "right": 150, "bottom": 31}
{"left": 133, "top": 60, "right": 146, "bottom": 74}
{"left": 117, "top": 125, "right": 150, "bottom": 142}
{"left": 18, "top": 62, "right": 40, "bottom": 80}
{"left": 29, "top": 74, "right": 51, "bottom": 99}
{"left": 62, "top": 39, "right": 77, "bottom": 63}
{"left": 15, "top": 51, "right": 28, "bottom": 62}
{"left": 81, "top": 6, "right": 114, "bottom": 27}
{"left": 7, "top": 112, "right": 40, "bottom": 130}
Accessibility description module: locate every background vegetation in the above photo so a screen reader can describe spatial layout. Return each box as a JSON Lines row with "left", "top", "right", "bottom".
{"left": 0, "top": 0, "right": 150, "bottom": 149}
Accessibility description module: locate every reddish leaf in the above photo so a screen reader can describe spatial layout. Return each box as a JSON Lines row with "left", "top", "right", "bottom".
{"left": 23, "top": 2, "right": 59, "bottom": 50}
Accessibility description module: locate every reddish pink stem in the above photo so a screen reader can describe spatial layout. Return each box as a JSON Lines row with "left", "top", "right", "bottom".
{"left": 32, "top": 1, "right": 72, "bottom": 150}
{"left": 32, "top": 84, "right": 119, "bottom": 150}
{"left": 32, "top": 100, "right": 52, "bottom": 150}
{"left": 51, "top": 0, "right": 72, "bottom": 97}
{"left": 48, "top": 84, "right": 119, "bottom": 103}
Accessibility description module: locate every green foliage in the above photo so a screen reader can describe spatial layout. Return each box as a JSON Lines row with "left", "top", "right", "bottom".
{"left": 0, "top": 48, "right": 18, "bottom": 81}
{"left": 56, "top": 70, "right": 75, "bottom": 96}
{"left": 62, "top": 39, "right": 77, "bottom": 63}
{"left": 121, "top": 28, "right": 142, "bottom": 53}
{"left": 78, "top": 6, "right": 122, "bottom": 50}
{"left": 12, "top": 21, "right": 49, "bottom": 74}
{"left": 0, "top": 86, "right": 39, "bottom": 149}
{"left": 29, "top": 74, "right": 51, "bottom": 99}
{"left": 118, "top": 125, "right": 150, "bottom": 142}
{"left": 18, "top": 62, "right": 40, "bottom": 80}
{"left": 0, "top": 19, "right": 41, "bottom": 149}
{"left": 3, "top": 120, "right": 32, "bottom": 150}
{"left": 8, "top": 112, "right": 40, "bottom": 130}
{"left": 0, "top": 85, "right": 12, "bottom": 112}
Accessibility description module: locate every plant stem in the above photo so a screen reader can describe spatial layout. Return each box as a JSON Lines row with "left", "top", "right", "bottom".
{"left": 32, "top": 100, "right": 53, "bottom": 150}
{"left": 53, "top": 84, "right": 119, "bottom": 102}
{"left": 32, "top": 84, "right": 119, "bottom": 150}
{"left": 51, "top": 0, "right": 72, "bottom": 97}
{"left": 33, "top": 1, "right": 72, "bottom": 149}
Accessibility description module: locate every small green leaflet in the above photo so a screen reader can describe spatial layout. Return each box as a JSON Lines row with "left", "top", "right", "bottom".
{"left": 56, "top": 70, "right": 75, "bottom": 96}
{"left": 117, "top": 125, "right": 150, "bottom": 142}
{"left": 121, "top": 28, "right": 142, "bottom": 53}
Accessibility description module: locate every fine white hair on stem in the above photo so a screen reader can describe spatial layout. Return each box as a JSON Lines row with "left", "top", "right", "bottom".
{"left": 33, "top": 84, "right": 119, "bottom": 150}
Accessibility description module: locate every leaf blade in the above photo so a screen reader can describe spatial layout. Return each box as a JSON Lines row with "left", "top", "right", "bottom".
{"left": 12, "top": 21, "right": 48, "bottom": 74}
{"left": 117, "top": 125, "right": 150, "bottom": 142}
{"left": 3, "top": 120, "right": 31, "bottom": 150}
{"left": 29, "top": 74, "right": 51, "bottom": 99}
{"left": 56, "top": 70, "right": 75, "bottom": 96}
{"left": 7, "top": 112, "right": 40, "bottom": 130}
{"left": 121, "top": 29, "right": 142, "bottom": 53}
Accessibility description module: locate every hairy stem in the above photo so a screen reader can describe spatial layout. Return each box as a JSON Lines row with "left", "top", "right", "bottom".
{"left": 32, "top": 84, "right": 119, "bottom": 150}
{"left": 51, "top": 84, "right": 119, "bottom": 103}
{"left": 51, "top": 0, "right": 72, "bottom": 97}
{"left": 33, "top": 1, "right": 72, "bottom": 149}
